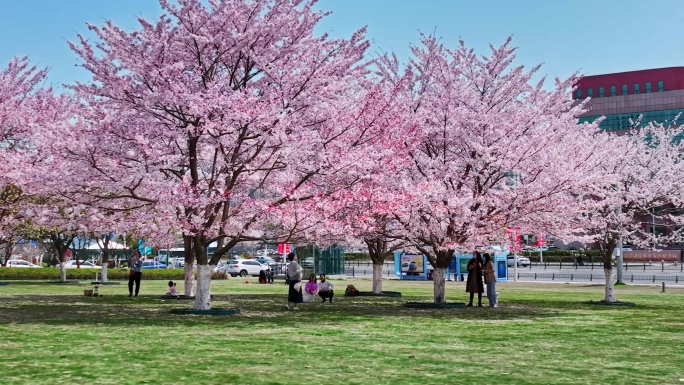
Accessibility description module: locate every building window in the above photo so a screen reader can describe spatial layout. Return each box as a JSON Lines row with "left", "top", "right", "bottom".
{"left": 646, "top": 82, "right": 652, "bottom": 93}
{"left": 634, "top": 83, "right": 640, "bottom": 94}
{"left": 599, "top": 87, "right": 604, "bottom": 97}
{"left": 658, "top": 81, "right": 664, "bottom": 92}
{"left": 610, "top": 86, "right": 616, "bottom": 96}
{"left": 622, "top": 84, "right": 628, "bottom": 95}
{"left": 576, "top": 89, "right": 582, "bottom": 99}
{"left": 588, "top": 88, "right": 593, "bottom": 97}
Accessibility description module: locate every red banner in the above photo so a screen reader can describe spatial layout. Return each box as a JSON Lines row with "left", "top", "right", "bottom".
{"left": 277, "top": 243, "right": 291, "bottom": 254}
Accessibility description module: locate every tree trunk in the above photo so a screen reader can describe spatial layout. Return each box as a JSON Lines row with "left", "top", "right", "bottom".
{"left": 60, "top": 262, "right": 67, "bottom": 283}
{"left": 372, "top": 263, "right": 383, "bottom": 294}
{"left": 184, "top": 261, "right": 195, "bottom": 297}
{"left": 101, "top": 246, "right": 110, "bottom": 283}
{"left": 604, "top": 267, "right": 616, "bottom": 303}
{"left": 602, "top": 240, "right": 617, "bottom": 303}
{"left": 433, "top": 267, "right": 447, "bottom": 303}
{"left": 194, "top": 264, "right": 213, "bottom": 310}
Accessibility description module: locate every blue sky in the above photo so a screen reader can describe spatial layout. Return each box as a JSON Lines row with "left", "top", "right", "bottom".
{"left": 1, "top": 0, "right": 683, "bottom": 90}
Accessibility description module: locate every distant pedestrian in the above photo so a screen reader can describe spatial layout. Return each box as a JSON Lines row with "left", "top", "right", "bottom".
{"left": 258, "top": 269, "right": 267, "bottom": 284}
{"left": 285, "top": 252, "right": 303, "bottom": 310}
{"left": 267, "top": 267, "right": 274, "bottom": 283}
{"left": 318, "top": 274, "right": 334, "bottom": 303}
{"left": 466, "top": 251, "right": 484, "bottom": 307}
{"left": 128, "top": 250, "right": 143, "bottom": 297}
{"left": 483, "top": 253, "right": 498, "bottom": 307}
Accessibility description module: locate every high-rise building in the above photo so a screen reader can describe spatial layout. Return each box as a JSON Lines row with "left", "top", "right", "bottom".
{"left": 574, "top": 67, "right": 684, "bottom": 134}
{"left": 574, "top": 67, "right": 684, "bottom": 254}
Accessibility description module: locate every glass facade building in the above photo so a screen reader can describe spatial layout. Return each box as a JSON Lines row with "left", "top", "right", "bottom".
{"left": 574, "top": 67, "right": 684, "bottom": 135}
{"left": 579, "top": 108, "right": 684, "bottom": 131}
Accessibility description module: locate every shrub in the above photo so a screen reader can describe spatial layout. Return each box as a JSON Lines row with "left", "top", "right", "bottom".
{"left": 522, "top": 249, "right": 603, "bottom": 263}
{"left": 0, "top": 268, "right": 227, "bottom": 280}
{"left": 345, "top": 252, "right": 369, "bottom": 261}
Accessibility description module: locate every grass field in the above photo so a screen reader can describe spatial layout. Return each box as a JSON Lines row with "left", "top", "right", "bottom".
{"left": 1, "top": 279, "right": 683, "bottom": 385}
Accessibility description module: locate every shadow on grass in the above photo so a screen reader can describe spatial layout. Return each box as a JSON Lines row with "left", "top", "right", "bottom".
{"left": 0, "top": 293, "right": 569, "bottom": 327}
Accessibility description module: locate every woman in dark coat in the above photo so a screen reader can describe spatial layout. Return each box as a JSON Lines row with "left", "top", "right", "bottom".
{"left": 466, "top": 251, "right": 484, "bottom": 307}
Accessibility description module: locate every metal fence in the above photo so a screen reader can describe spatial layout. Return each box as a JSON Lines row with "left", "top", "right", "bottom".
{"left": 516, "top": 272, "right": 684, "bottom": 283}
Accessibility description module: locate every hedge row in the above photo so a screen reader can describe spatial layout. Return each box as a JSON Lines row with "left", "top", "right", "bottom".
{"left": 344, "top": 252, "right": 370, "bottom": 261}
{"left": 0, "top": 268, "right": 229, "bottom": 280}
{"left": 521, "top": 250, "right": 603, "bottom": 257}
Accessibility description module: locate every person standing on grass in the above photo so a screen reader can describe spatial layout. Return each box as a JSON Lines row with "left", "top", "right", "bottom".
{"left": 483, "top": 253, "right": 498, "bottom": 307}
{"left": 466, "top": 251, "right": 484, "bottom": 307}
{"left": 128, "top": 250, "right": 143, "bottom": 297}
{"left": 285, "top": 252, "right": 303, "bottom": 310}
{"left": 318, "top": 274, "right": 334, "bottom": 303}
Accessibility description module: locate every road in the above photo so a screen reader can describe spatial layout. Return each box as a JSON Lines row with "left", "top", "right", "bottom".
{"left": 343, "top": 261, "right": 684, "bottom": 284}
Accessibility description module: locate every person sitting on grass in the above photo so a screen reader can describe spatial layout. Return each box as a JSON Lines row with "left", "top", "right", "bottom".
{"left": 318, "top": 274, "right": 334, "bottom": 303}
{"left": 302, "top": 274, "right": 318, "bottom": 302}
{"left": 167, "top": 280, "right": 179, "bottom": 297}
{"left": 258, "top": 269, "right": 268, "bottom": 284}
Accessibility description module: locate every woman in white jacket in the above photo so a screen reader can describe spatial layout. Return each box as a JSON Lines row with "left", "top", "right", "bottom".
{"left": 285, "top": 252, "right": 303, "bottom": 310}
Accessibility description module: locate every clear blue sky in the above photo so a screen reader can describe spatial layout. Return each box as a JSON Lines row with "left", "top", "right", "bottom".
{"left": 1, "top": 0, "right": 683, "bottom": 90}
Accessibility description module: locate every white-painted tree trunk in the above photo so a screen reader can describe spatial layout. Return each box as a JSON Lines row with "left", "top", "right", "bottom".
{"left": 433, "top": 267, "right": 447, "bottom": 303}
{"left": 372, "top": 264, "right": 383, "bottom": 294}
{"left": 184, "top": 261, "right": 195, "bottom": 297}
{"left": 194, "top": 264, "right": 213, "bottom": 310}
{"left": 604, "top": 267, "right": 616, "bottom": 303}
{"left": 101, "top": 264, "right": 108, "bottom": 283}
{"left": 60, "top": 262, "right": 67, "bottom": 283}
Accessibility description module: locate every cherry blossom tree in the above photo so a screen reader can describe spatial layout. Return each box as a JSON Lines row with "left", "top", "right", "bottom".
{"left": 576, "top": 123, "right": 684, "bottom": 302}
{"left": 391, "top": 36, "right": 610, "bottom": 303}
{"left": 0, "top": 58, "right": 47, "bottom": 263}
{"left": 65, "top": 0, "right": 401, "bottom": 309}
{"left": 0, "top": 57, "right": 80, "bottom": 274}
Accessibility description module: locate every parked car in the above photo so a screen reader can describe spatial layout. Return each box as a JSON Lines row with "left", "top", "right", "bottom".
{"left": 255, "top": 256, "right": 276, "bottom": 265}
{"left": 141, "top": 261, "right": 167, "bottom": 269}
{"left": 63, "top": 260, "right": 101, "bottom": 269}
{"left": 224, "top": 260, "right": 267, "bottom": 277}
{"left": 169, "top": 257, "right": 185, "bottom": 268}
{"left": 6, "top": 260, "right": 42, "bottom": 268}
{"left": 255, "top": 249, "right": 277, "bottom": 258}
{"left": 506, "top": 255, "right": 530, "bottom": 267}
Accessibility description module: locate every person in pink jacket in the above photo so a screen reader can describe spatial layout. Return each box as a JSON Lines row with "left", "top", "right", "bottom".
{"left": 305, "top": 274, "right": 318, "bottom": 295}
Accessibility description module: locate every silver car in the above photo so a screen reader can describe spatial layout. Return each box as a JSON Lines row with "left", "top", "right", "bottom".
{"left": 506, "top": 255, "right": 530, "bottom": 267}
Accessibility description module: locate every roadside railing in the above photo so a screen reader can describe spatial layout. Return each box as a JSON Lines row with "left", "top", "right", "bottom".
{"left": 516, "top": 271, "right": 683, "bottom": 283}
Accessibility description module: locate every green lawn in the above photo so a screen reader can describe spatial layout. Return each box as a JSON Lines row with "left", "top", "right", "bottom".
{"left": 1, "top": 279, "right": 683, "bottom": 385}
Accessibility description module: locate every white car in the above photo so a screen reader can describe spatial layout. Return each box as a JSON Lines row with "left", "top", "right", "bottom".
{"left": 224, "top": 260, "right": 267, "bottom": 277}
{"left": 506, "top": 255, "right": 530, "bottom": 267}
{"left": 6, "top": 260, "right": 42, "bottom": 268}
{"left": 63, "top": 260, "right": 102, "bottom": 269}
